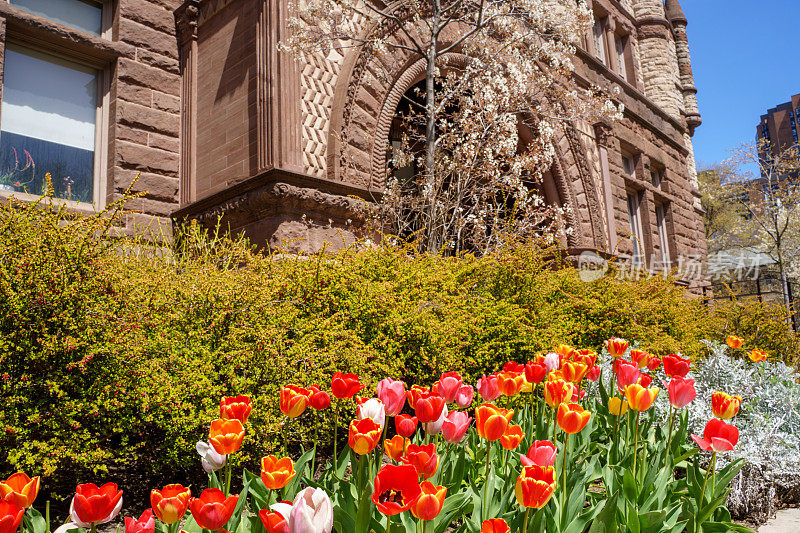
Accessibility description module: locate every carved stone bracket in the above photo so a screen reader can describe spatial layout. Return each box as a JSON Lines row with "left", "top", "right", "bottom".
{"left": 174, "top": 0, "right": 199, "bottom": 46}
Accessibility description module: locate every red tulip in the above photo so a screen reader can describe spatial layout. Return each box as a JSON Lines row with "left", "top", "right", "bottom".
{"left": 406, "top": 385, "right": 430, "bottom": 409}
{"left": 442, "top": 411, "right": 472, "bottom": 443}
{"left": 586, "top": 365, "right": 601, "bottom": 382}
{"left": 189, "top": 488, "right": 238, "bottom": 531}
{"left": 401, "top": 443, "right": 439, "bottom": 479}
{"left": 125, "top": 509, "right": 154, "bottom": 533}
{"left": 71, "top": 483, "right": 123, "bottom": 526}
{"left": 395, "top": 414, "right": 418, "bottom": 438}
{"left": 433, "top": 372, "right": 462, "bottom": 403}
{"left": 415, "top": 392, "right": 446, "bottom": 423}
{"left": 520, "top": 440, "right": 557, "bottom": 467}
{"left": 371, "top": 464, "right": 422, "bottom": 515}
{"left": 525, "top": 361, "right": 547, "bottom": 384}
{"left": 331, "top": 373, "right": 364, "bottom": 399}
{"left": 476, "top": 374, "right": 500, "bottom": 402}
{"left": 0, "top": 501, "right": 24, "bottom": 533}
{"left": 309, "top": 386, "right": 331, "bottom": 410}
{"left": 667, "top": 377, "right": 696, "bottom": 409}
{"left": 663, "top": 354, "right": 691, "bottom": 378}
{"left": 150, "top": 484, "right": 191, "bottom": 524}
{"left": 376, "top": 378, "right": 407, "bottom": 416}
{"left": 638, "top": 373, "right": 653, "bottom": 388}
{"left": 504, "top": 361, "right": 525, "bottom": 373}
{"left": 220, "top": 395, "right": 252, "bottom": 424}
{"left": 615, "top": 361, "right": 640, "bottom": 393}
{"left": 481, "top": 518, "right": 510, "bottom": 533}
{"left": 692, "top": 419, "right": 739, "bottom": 452}
{"left": 647, "top": 357, "right": 662, "bottom": 370}
{"left": 258, "top": 509, "right": 289, "bottom": 533}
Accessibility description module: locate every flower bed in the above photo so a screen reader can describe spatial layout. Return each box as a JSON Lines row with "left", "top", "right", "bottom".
{"left": 2, "top": 337, "right": 762, "bottom": 533}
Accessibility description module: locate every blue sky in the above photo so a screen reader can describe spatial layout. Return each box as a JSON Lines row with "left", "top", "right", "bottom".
{"left": 680, "top": 0, "right": 798, "bottom": 170}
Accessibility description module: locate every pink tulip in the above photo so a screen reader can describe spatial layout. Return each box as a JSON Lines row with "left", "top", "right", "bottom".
{"left": 586, "top": 365, "right": 601, "bottom": 382}
{"left": 691, "top": 419, "right": 739, "bottom": 452}
{"left": 455, "top": 385, "right": 475, "bottom": 408}
{"left": 125, "top": 510, "right": 155, "bottom": 533}
{"left": 433, "top": 372, "right": 462, "bottom": 403}
{"left": 667, "top": 377, "right": 697, "bottom": 409}
{"left": 442, "top": 411, "right": 472, "bottom": 443}
{"left": 376, "top": 378, "right": 406, "bottom": 417}
{"left": 520, "top": 440, "right": 557, "bottom": 467}
{"left": 476, "top": 374, "right": 500, "bottom": 402}
{"left": 615, "top": 362, "right": 640, "bottom": 393}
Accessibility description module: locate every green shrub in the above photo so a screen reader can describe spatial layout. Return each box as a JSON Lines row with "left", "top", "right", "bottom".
{"left": 0, "top": 198, "right": 796, "bottom": 503}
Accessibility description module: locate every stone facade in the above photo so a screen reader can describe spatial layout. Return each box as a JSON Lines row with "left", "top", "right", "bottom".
{"left": 0, "top": 0, "right": 708, "bottom": 280}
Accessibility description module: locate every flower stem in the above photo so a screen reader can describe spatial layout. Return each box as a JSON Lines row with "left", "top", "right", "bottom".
{"left": 522, "top": 507, "right": 531, "bottom": 533}
{"left": 560, "top": 433, "right": 570, "bottom": 529}
{"left": 312, "top": 416, "right": 319, "bottom": 479}
{"left": 45, "top": 501, "right": 50, "bottom": 533}
{"left": 386, "top": 514, "right": 391, "bottom": 533}
{"left": 333, "top": 400, "right": 340, "bottom": 469}
{"left": 482, "top": 439, "right": 492, "bottom": 522}
{"left": 665, "top": 407, "right": 676, "bottom": 466}
{"left": 632, "top": 410, "right": 640, "bottom": 482}
{"left": 696, "top": 452, "right": 716, "bottom": 533}
{"left": 224, "top": 460, "right": 232, "bottom": 496}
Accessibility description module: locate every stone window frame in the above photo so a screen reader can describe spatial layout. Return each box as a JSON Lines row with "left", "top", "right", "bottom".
{"left": 585, "top": 1, "right": 642, "bottom": 91}
{"left": 0, "top": 0, "right": 116, "bottom": 213}
{"left": 652, "top": 197, "right": 675, "bottom": 269}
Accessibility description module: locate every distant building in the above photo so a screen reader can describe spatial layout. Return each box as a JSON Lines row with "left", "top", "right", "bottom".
{"left": 757, "top": 93, "right": 800, "bottom": 164}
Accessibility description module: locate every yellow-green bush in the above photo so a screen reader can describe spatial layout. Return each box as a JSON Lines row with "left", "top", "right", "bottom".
{"left": 0, "top": 199, "right": 796, "bottom": 502}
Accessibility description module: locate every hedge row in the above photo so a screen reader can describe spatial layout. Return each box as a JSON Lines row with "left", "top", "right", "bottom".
{"left": 0, "top": 197, "right": 796, "bottom": 508}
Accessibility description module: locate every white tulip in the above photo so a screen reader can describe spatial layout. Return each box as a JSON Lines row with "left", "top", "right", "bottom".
{"left": 356, "top": 398, "right": 386, "bottom": 429}
{"left": 196, "top": 440, "right": 227, "bottom": 473}
{"left": 544, "top": 352, "right": 561, "bottom": 372}
{"left": 289, "top": 487, "right": 333, "bottom": 533}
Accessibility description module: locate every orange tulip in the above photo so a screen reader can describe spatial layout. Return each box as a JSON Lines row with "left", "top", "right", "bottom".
{"left": 624, "top": 384, "right": 659, "bottom": 412}
{"left": 410, "top": 482, "right": 446, "bottom": 521}
{"left": 500, "top": 425, "right": 525, "bottom": 450}
{"left": 220, "top": 395, "right": 252, "bottom": 424}
{"left": 209, "top": 418, "right": 244, "bottom": 455}
{"left": 726, "top": 335, "right": 744, "bottom": 349}
{"left": 496, "top": 371, "right": 525, "bottom": 396}
{"left": 150, "top": 484, "right": 191, "bottom": 524}
{"left": 515, "top": 465, "right": 556, "bottom": 508}
{"left": 475, "top": 403, "right": 514, "bottom": 441}
{"left": 561, "top": 361, "right": 589, "bottom": 383}
{"left": 711, "top": 391, "right": 741, "bottom": 419}
{"left": 0, "top": 473, "right": 40, "bottom": 508}
{"left": 605, "top": 337, "right": 629, "bottom": 358}
{"left": 0, "top": 501, "right": 24, "bottom": 533}
{"left": 349, "top": 418, "right": 382, "bottom": 455}
{"left": 189, "top": 488, "right": 238, "bottom": 531}
{"left": 748, "top": 349, "right": 768, "bottom": 363}
{"left": 553, "top": 344, "right": 578, "bottom": 359}
{"left": 383, "top": 435, "right": 407, "bottom": 462}
{"left": 544, "top": 379, "right": 575, "bottom": 408}
{"left": 260, "top": 456, "right": 296, "bottom": 490}
{"left": 401, "top": 443, "right": 439, "bottom": 480}
{"left": 481, "top": 519, "right": 510, "bottom": 533}
{"left": 280, "top": 385, "right": 311, "bottom": 418}
{"left": 556, "top": 403, "right": 591, "bottom": 434}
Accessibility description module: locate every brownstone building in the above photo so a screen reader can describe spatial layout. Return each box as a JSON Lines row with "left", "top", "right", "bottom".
{"left": 0, "top": 0, "right": 707, "bottom": 277}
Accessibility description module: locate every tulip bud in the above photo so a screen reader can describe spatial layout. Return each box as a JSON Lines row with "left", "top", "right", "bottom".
{"left": 442, "top": 411, "right": 472, "bottom": 443}
{"left": 196, "top": 440, "right": 226, "bottom": 473}
{"left": 454, "top": 385, "right": 475, "bottom": 408}
{"left": 423, "top": 404, "right": 448, "bottom": 435}
{"left": 410, "top": 482, "right": 446, "bottom": 521}
{"left": 433, "top": 372, "right": 462, "bottom": 403}
{"left": 289, "top": 488, "right": 333, "bottom": 533}
{"left": 377, "top": 378, "right": 407, "bottom": 416}
{"left": 395, "top": 414, "right": 418, "bottom": 438}
{"left": 476, "top": 374, "right": 500, "bottom": 402}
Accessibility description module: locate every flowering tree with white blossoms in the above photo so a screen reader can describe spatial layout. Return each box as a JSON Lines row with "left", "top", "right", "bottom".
{"left": 284, "top": 0, "right": 622, "bottom": 253}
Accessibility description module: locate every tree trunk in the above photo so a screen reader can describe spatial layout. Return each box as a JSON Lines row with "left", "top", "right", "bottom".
{"left": 424, "top": 0, "right": 440, "bottom": 252}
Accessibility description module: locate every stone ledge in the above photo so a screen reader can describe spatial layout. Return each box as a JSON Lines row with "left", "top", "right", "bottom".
{"left": 0, "top": 4, "right": 135, "bottom": 64}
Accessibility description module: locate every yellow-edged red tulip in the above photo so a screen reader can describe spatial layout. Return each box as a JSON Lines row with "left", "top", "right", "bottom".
{"left": 629, "top": 349, "right": 650, "bottom": 369}
{"left": 748, "top": 349, "right": 768, "bottom": 363}
{"left": 711, "top": 391, "right": 741, "bottom": 419}
{"left": 475, "top": 403, "right": 514, "bottom": 442}
{"left": 280, "top": 385, "right": 311, "bottom": 418}
{"left": 605, "top": 337, "right": 629, "bottom": 358}
{"left": 500, "top": 425, "right": 525, "bottom": 450}
{"left": 220, "top": 395, "right": 252, "bottom": 424}
{"left": 0, "top": 473, "right": 39, "bottom": 508}
{"left": 410, "top": 482, "right": 446, "bottom": 521}
{"left": 726, "top": 335, "right": 744, "bottom": 349}
{"left": 544, "top": 379, "right": 575, "bottom": 408}
{"left": 608, "top": 397, "right": 628, "bottom": 416}
{"left": 260, "top": 456, "right": 296, "bottom": 490}
{"left": 515, "top": 465, "right": 556, "bottom": 508}
{"left": 625, "top": 384, "right": 659, "bottom": 412}
{"left": 556, "top": 403, "right": 591, "bottom": 434}
{"left": 553, "top": 344, "right": 578, "bottom": 359}
{"left": 150, "top": 484, "right": 191, "bottom": 524}
{"left": 209, "top": 418, "right": 245, "bottom": 455}
{"left": 349, "top": 418, "right": 382, "bottom": 455}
